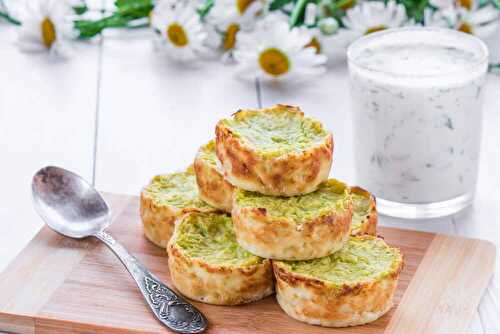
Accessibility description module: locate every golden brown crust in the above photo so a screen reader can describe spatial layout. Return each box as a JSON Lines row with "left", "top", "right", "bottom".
{"left": 167, "top": 239, "right": 274, "bottom": 305}
{"left": 140, "top": 192, "right": 177, "bottom": 248}
{"left": 350, "top": 186, "right": 378, "bottom": 236}
{"left": 215, "top": 105, "right": 333, "bottom": 196}
{"left": 232, "top": 200, "right": 353, "bottom": 260}
{"left": 140, "top": 191, "right": 217, "bottom": 249}
{"left": 272, "top": 248, "right": 404, "bottom": 327}
{"left": 193, "top": 146, "right": 235, "bottom": 213}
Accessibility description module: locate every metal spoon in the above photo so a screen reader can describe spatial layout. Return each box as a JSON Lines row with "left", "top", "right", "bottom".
{"left": 31, "top": 166, "right": 208, "bottom": 334}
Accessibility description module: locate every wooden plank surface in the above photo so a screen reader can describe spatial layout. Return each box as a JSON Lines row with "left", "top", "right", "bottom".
{"left": 386, "top": 235, "right": 495, "bottom": 334}
{"left": 0, "top": 193, "right": 495, "bottom": 334}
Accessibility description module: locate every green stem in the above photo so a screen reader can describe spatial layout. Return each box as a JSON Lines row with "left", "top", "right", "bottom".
{"left": 289, "top": 0, "right": 310, "bottom": 27}
{"left": 75, "top": 0, "right": 153, "bottom": 38}
{"left": 489, "top": 63, "right": 500, "bottom": 72}
{"left": 325, "top": 0, "right": 352, "bottom": 22}
{"left": 0, "top": 11, "right": 21, "bottom": 25}
{"left": 334, "top": 0, "right": 354, "bottom": 9}
{"left": 75, "top": 14, "right": 149, "bottom": 38}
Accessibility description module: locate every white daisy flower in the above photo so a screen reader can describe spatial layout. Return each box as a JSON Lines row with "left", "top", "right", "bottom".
{"left": 455, "top": 0, "right": 479, "bottom": 11}
{"left": 342, "top": 0, "right": 407, "bottom": 36}
{"left": 429, "top": 0, "right": 455, "bottom": 10}
{"left": 17, "top": 0, "right": 76, "bottom": 56}
{"left": 422, "top": 8, "right": 456, "bottom": 27}
{"left": 299, "top": 5, "right": 345, "bottom": 62}
{"left": 430, "top": 0, "right": 480, "bottom": 11}
{"left": 324, "top": 0, "right": 407, "bottom": 55}
{"left": 151, "top": 1, "right": 208, "bottom": 62}
{"left": 302, "top": 4, "right": 361, "bottom": 64}
{"left": 302, "top": 27, "right": 349, "bottom": 63}
{"left": 455, "top": 5, "right": 500, "bottom": 38}
{"left": 406, "top": 7, "right": 456, "bottom": 28}
{"left": 234, "top": 16, "right": 326, "bottom": 82}
{"left": 207, "top": 0, "right": 267, "bottom": 52}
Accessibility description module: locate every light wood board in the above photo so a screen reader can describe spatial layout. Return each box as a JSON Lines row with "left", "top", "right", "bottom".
{"left": 0, "top": 193, "right": 495, "bottom": 334}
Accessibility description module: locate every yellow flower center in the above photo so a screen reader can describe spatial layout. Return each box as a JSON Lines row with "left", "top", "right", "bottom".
{"left": 259, "top": 48, "right": 290, "bottom": 77}
{"left": 237, "top": 0, "right": 256, "bottom": 14}
{"left": 223, "top": 23, "right": 240, "bottom": 50}
{"left": 458, "top": 22, "right": 473, "bottom": 34}
{"left": 41, "top": 18, "right": 56, "bottom": 49}
{"left": 365, "top": 25, "right": 387, "bottom": 35}
{"left": 305, "top": 37, "right": 321, "bottom": 54}
{"left": 167, "top": 23, "right": 189, "bottom": 47}
{"left": 457, "top": 0, "right": 473, "bottom": 10}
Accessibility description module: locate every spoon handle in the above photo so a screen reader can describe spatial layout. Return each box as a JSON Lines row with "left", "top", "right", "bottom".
{"left": 94, "top": 230, "right": 208, "bottom": 334}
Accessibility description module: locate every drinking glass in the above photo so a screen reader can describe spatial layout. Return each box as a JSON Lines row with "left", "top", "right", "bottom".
{"left": 347, "top": 28, "right": 489, "bottom": 218}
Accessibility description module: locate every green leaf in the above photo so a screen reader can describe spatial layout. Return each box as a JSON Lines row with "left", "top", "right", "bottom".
{"left": 197, "top": 0, "right": 214, "bottom": 19}
{"left": 398, "top": 0, "right": 429, "bottom": 23}
{"left": 269, "top": 0, "right": 294, "bottom": 11}
{"left": 75, "top": 0, "right": 153, "bottom": 38}
{"left": 75, "top": 13, "right": 130, "bottom": 38}
{"left": 72, "top": 4, "right": 88, "bottom": 15}
{"left": 492, "top": 0, "right": 500, "bottom": 9}
{"left": 115, "top": 0, "right": 153, "bottom": 18}
{"left": 323, "top": 0, "right": 357, "bottom": 22}
{"left": 74, "top": 20, "right": 104, "bottom": 38}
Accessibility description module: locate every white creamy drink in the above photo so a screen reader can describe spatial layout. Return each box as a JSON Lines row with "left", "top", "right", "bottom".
{"left": 347, "top": 28, "right": 489, "bottom": 218}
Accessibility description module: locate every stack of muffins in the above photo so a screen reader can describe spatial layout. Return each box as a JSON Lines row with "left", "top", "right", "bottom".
{"left": 140, "top": 105, "right": 403, "bottom": 328}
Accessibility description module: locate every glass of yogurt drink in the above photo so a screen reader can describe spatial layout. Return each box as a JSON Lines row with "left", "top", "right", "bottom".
{"left": 347, "top": 28, "right": 489, "bottom": 219}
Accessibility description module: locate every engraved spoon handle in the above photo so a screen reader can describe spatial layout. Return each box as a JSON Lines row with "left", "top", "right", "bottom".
{"left": 94, "top": 231, "right": 207, "bottom": 334}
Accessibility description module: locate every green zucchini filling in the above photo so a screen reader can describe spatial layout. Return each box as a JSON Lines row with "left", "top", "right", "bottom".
{"left": 235, "top": 179, "right": 350, "bottom": 221}
{"left": 173, "top": 212, "right": 264, "bottom": 267}
{"left": 197, "top": 140, "right": 218, "bottom": 167}
{"left": 351, "top": 192, "right": 371, "bottom": 231}
{"left": 278, "top": 236, "right": 400, "bottom": 285}
{"left": 143, "top": 170, "right": 212, "bottom": 209}
{"left": 220, "top": 107, "right": 329, "bottom": 156}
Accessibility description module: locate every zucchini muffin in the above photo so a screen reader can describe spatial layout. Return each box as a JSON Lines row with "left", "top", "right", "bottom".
{"left": 167, "top": 212, "right": 274, "bottom": 305}
{"left": 232, "top": 179, "right": 352, "bottom": 260}
{"left": 140, "top": 167, "right": 217, "bottom": 248}
{"left": 350, "top": 186, "right": 377, "bottom": 236}
{"left": 194, "top": 140, "right": 235, "bottom": 213}
{"left": 215, "top": 105, "right": 333, "bottom": 196}
{"left": 273, "top": 236, "right": 403, "bottom": 327}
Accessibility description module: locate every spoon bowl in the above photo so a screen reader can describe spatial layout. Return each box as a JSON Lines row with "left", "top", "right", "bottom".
{"left": 32, "top": 166, "right": 109, "bottom": 238}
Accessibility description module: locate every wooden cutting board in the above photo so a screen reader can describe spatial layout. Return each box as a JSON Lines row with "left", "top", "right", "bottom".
{"left": 0, "top": 193, "right": 495, "bottom": 334}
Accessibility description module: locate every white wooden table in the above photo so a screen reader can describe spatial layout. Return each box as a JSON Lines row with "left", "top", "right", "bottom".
{"left": 1, "top": 9, "right": 499, "bottom": 333}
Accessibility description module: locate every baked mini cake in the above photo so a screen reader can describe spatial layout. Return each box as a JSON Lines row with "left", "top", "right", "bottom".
{"left": 232, "top": 179, "right": 352, "bottom": 260}
{"left": 167, "top": 211, "right": 274, "bottom": 305}
{"left": 194, "top": 140, "right": 235, "bottom": 213}
{"left": 140, "top": 167, "right": 217, "bottom": 248}
{"left": 273, "top": 235, "right": 403, "bottom": 327}
{"left": 215, "top": 105, "right": 333, "bottom": 196}
{"left": 350, "top": 186, "right": 377, "bottom": 236}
